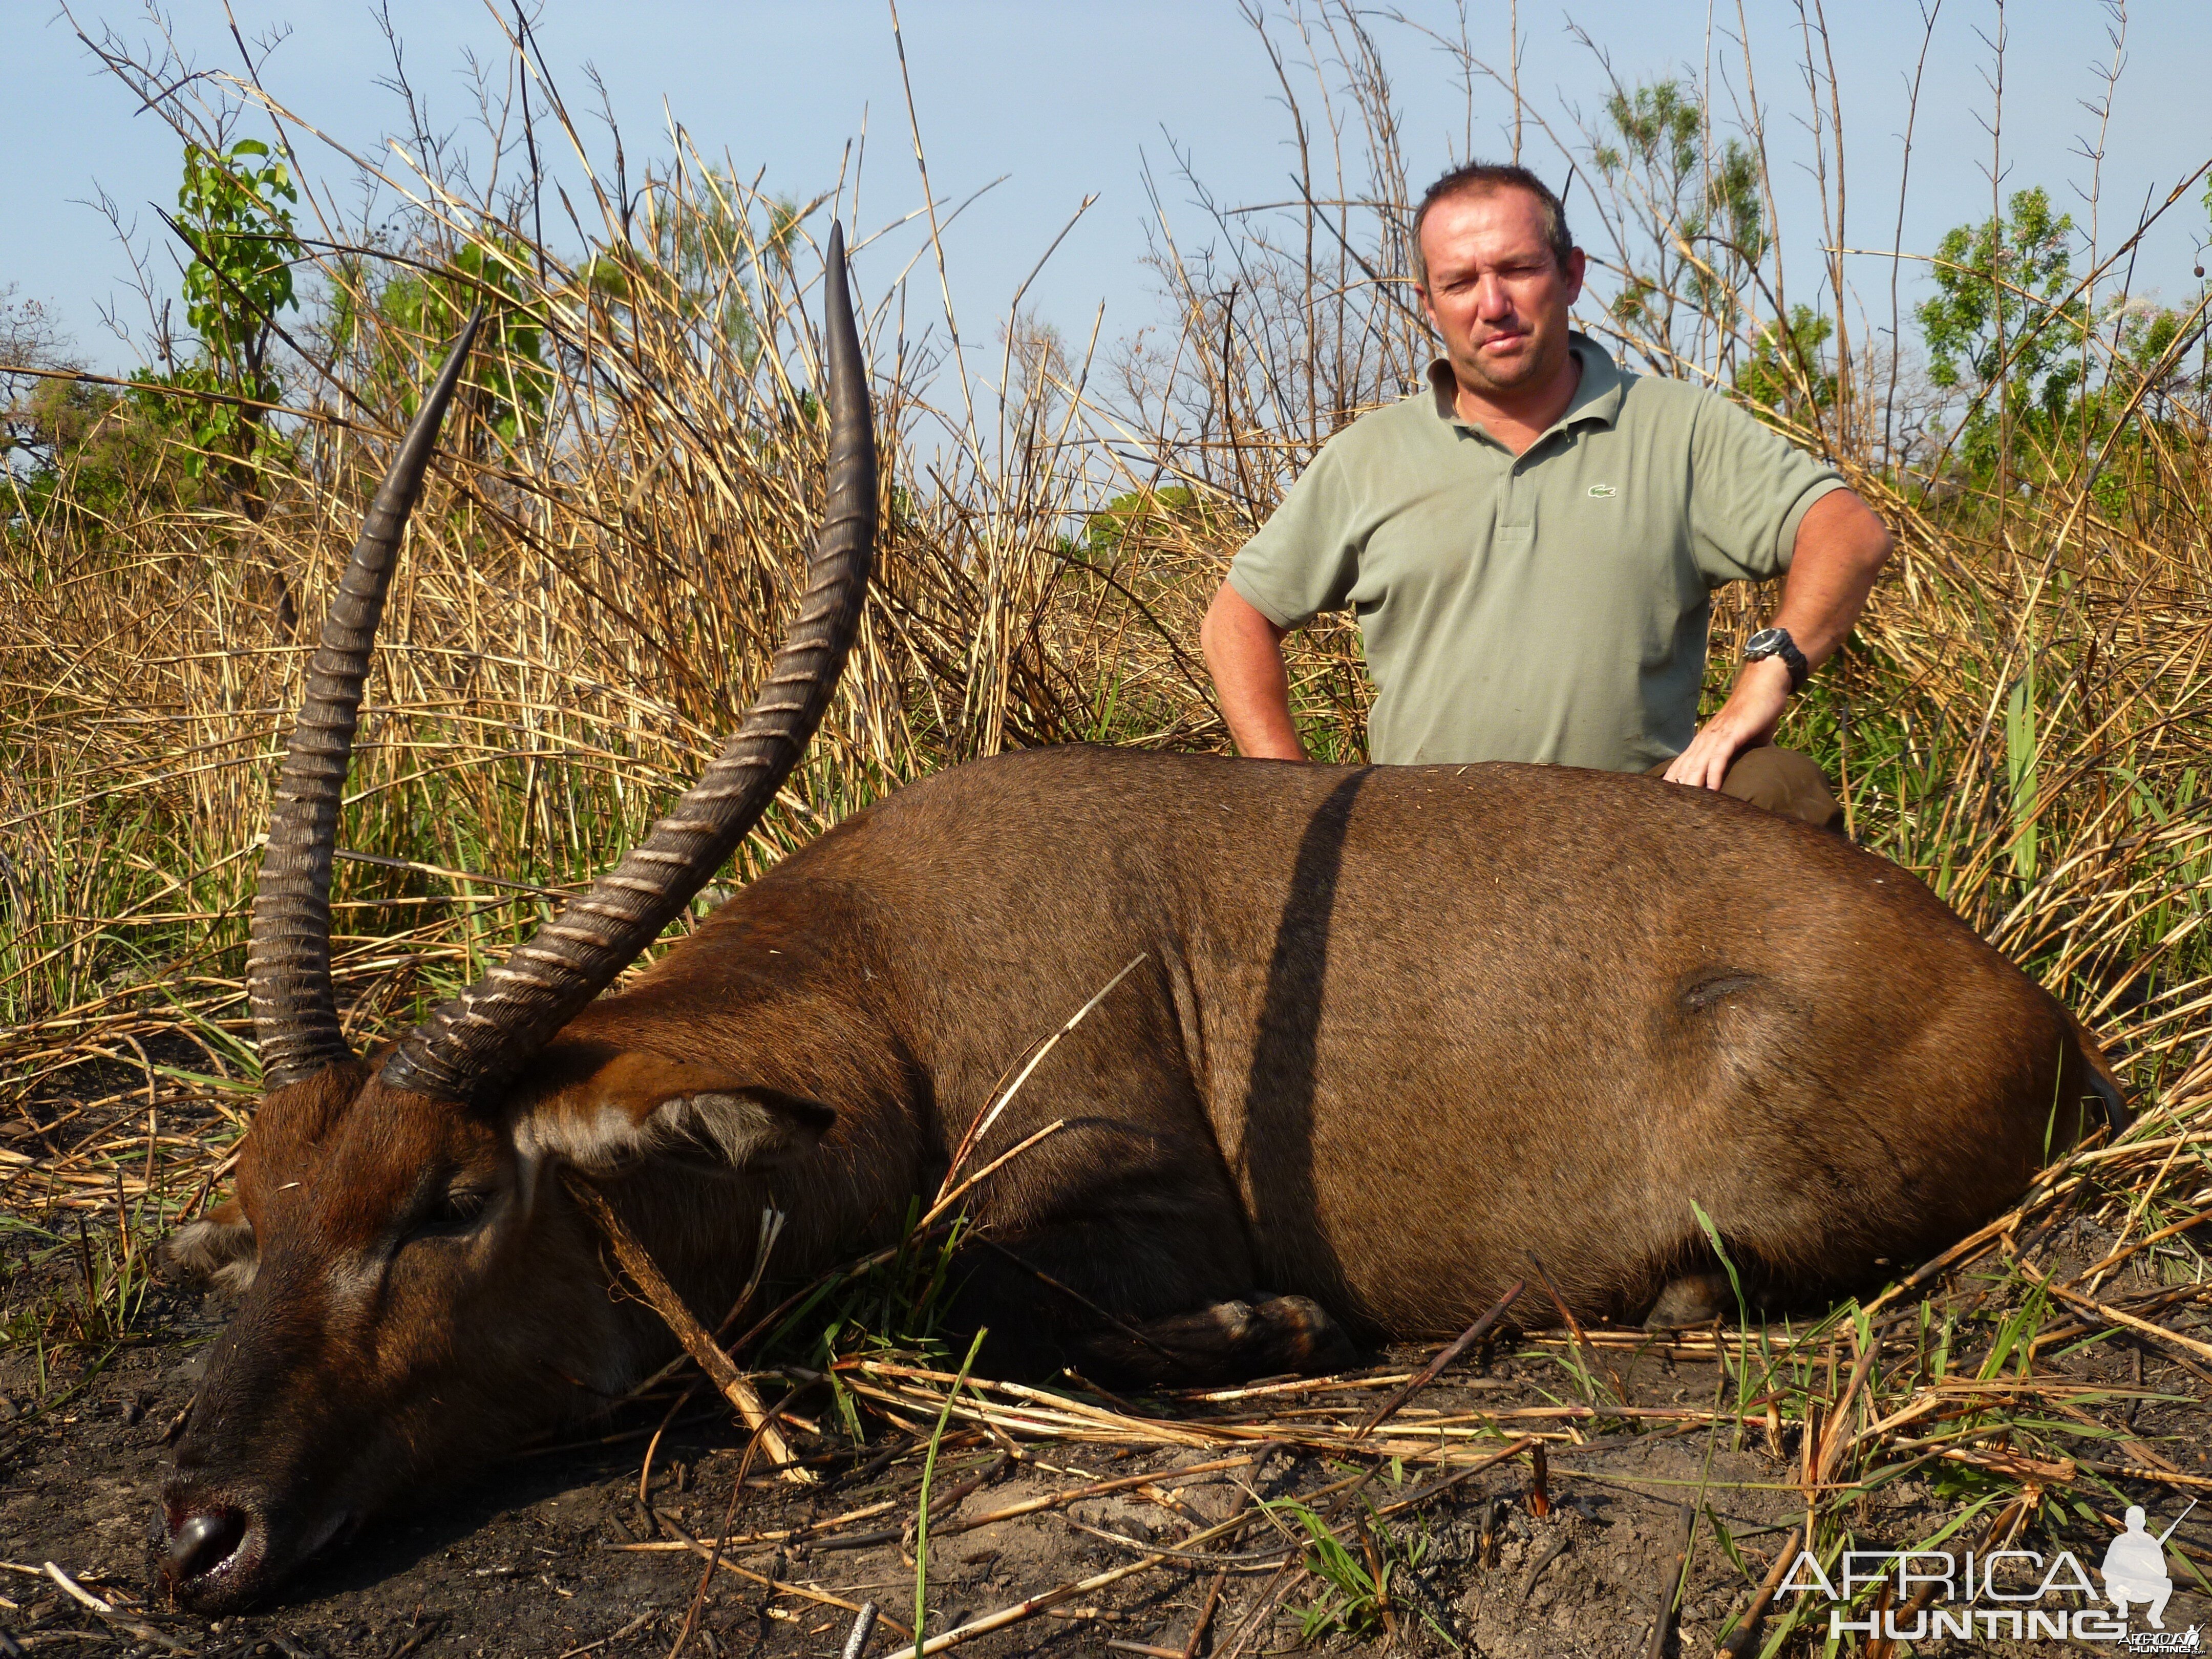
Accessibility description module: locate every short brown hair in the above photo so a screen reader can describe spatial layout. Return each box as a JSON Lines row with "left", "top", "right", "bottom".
{"left": 1411, "top": 163, "right": 1575, "bottom": 286}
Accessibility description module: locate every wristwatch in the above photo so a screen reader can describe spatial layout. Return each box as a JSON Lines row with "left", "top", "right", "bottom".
{"left": 1744, "top": 626, "right": 1810, "bottom": 693}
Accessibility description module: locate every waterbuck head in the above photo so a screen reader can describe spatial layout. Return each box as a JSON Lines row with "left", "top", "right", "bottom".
{"left": 155, "top": 227, "right": 875, "bottom": 1613}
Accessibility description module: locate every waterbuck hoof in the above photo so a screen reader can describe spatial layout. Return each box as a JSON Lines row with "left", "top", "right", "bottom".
{"left": 1078, "top": 1290, "right": 1357, "bottom": 1384}
{"left": 1645, "top": 1272, "right": 1735, "bottom": 1329}
{"left": 1252, "top": 1294, "right": 1358, "bottom": 1372}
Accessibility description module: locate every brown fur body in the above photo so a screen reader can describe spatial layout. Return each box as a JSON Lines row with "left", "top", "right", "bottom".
{"left": 164, "top": 747, "right": 2112, "bottom": 1609}
{"left": 580, "top": 747, "right": 2096, "bottom": 1333}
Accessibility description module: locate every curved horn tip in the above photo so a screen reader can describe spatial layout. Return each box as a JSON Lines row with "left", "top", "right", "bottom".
{"left": 824, "top": 223, "right": 853, "bottom": 336}
{"left": 245, "top": 302, "right": 486, "bottom": 1070}
{"left": 422, "top": 307, "right": 485, "bottom": 414}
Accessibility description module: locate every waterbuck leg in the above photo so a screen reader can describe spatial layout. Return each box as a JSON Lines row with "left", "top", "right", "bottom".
{"left": 955, "top": 1212, "right": 1355, "bottom": 1386}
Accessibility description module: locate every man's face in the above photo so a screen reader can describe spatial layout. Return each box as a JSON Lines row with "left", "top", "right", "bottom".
{"left": 1416, "top": 186, "right": 1586, "bottom": 400}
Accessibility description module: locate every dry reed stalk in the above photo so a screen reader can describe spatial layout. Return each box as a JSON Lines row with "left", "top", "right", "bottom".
{"left": 2019, "top": 1260, "right": 2212, "bottom": 1364}
{"left": 649, "top": 1517, "right": 912, "bottom": 1641}
{"left": 606, "top": 1494, "right": 905, "bottom": 1555}
{"left": 918, "top": 1450, "right": 1268, "bottom": 1541}
{"left": 1352, "top": 1279, "right": 1524, "bottom": 1438}
{"left": 1642, "top": 1503, "right": 1695, "bottom": 1659}
{"left": 562, "top": 1172, "right": 807, "bottom": 1482}
{"left": 1813, "top": 1334, "right": 1882, "bottom": 1486}
{"left": 1714, "top": 1523, "right": 1802, "bottom": 1659}
{"left": 39, "top": 1561, "right": 190, "bottom": 1656}
{"left": 902, "top": 1550, "right": 1180, "bottom": 1656}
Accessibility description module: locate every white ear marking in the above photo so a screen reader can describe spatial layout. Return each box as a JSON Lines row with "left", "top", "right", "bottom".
{"left": 517, "top": 1083, "right": 836, "bottom": 1177}
{"left": 657, "top": 1091, "right": 830, "bottom": 1169}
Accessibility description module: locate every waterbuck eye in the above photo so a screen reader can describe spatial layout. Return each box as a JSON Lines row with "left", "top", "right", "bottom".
{"left": 440, "top": 1188, "right": 489, "bottom": 1224}
{"left": 407, "top": 1187, "right": 492, "bottom": 1242}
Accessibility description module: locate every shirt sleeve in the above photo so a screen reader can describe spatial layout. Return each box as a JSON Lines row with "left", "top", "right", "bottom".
{"left": 1687, "top": 395, "right": 1848, "bottom": 585}
{"left": 1225, "top": 437, "right": 1363, "bottom": 629}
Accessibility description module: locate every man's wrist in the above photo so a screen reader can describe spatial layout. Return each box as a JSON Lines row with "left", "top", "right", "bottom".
{"left": 1718, "top": 654, "right": 1793, "bottom": 727}
{"left": 1735, "top": 653, "right": 1793, "bottom": 700}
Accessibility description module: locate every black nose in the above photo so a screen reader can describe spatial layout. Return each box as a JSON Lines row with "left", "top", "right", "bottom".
{"left": 165, "top": 1509, "right": 245, "bottom": 1583}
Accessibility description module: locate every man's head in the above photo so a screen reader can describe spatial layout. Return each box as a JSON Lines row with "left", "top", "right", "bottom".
{"left": 1412, "top": 163, "right": 1586, "bottom": 403}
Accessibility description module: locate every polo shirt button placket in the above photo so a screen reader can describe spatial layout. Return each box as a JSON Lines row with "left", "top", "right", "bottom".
{"left": 1500, "top": 462, "right": 1533, "bottom": 540}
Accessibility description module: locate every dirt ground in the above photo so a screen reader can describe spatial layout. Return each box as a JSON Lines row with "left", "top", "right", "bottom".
{"left": 5, "top": 1230, "right": 2209, "bottom": 1659}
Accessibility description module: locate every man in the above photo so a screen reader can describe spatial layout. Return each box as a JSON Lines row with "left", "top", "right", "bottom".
{"left": 1200, "top": 162, "right": 1892, "bottom": 830}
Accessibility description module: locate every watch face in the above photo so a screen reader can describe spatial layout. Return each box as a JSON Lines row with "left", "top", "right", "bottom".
{"left": 1745, "top": 628, "right": 1783, "bottom": 656}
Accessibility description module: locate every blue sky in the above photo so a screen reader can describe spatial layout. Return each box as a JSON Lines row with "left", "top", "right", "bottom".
{"left": 7, "top": 1, "right": 2209, "bottom": 382}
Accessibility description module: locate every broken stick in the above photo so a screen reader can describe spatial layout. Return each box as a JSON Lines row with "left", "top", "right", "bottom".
{"left": 564, "top": 1171, "right": 811, "bottom": 1483}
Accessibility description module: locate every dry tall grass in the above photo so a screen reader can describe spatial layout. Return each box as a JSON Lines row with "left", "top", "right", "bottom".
{"left": 4, "top": 5, "right": 2211, "bottom": 1643}
{"left": 3, "top": 10, "right": 2206, "bottom": 1093}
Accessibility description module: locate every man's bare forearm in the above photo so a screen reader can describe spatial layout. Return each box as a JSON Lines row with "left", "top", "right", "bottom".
{"left": 1201, "top": 582, "right": 1306, "bottom": 760}
{"left": 1766, "top": 488, "right": 1893, "bottom": 667}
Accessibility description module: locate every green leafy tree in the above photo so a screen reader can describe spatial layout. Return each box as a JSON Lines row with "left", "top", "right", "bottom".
{"left": 2077, "top": 299, "right": 2205, "bottom": 522}
{"left": 1915, "top": 186, "right": 2090, "bottom": 482}
{"left": 3, "top": 291, "right": 184, "bottom": 554}
{"left": 331, "top": 236, "right": 551, "bottom": 449}
{"left": 1592, "top": 80, "right": 1768, "bottom": 366}
{"left": 136, "top": 139, "right": 306, "bottom": 501}
{"left": 1083, "top": 484, "right": 1218, "bottom": 556}
{"left": 1735, "top": 305, "right": 1836, "bottom": 427}
{"left": 1, "top": 286, "right": 67, "bottom": 439}
{"left": 5, "top": 379, "right": 183, "bottom": 549}
{"left": 583, "top": 178, "right": 806, "bottom": 369}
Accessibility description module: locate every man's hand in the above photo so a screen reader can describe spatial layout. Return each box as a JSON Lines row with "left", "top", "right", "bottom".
{"left": 1201, "top": 582, "right": 1307, "bottom": 760}
{"left": 1663, "top": 655, "right": 1791, "bottom": 788}
{"left": 1665, "top": 488, "right": 1891, "bottom": 791}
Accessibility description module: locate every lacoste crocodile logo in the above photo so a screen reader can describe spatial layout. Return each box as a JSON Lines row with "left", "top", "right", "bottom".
{"left": 1588, "top": 483, "right": 1617, "bottom": 498}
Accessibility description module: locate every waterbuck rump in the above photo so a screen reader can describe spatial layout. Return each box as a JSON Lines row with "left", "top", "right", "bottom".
{"left": 151, "top": 223, "right": 2123, "bottom": 1614}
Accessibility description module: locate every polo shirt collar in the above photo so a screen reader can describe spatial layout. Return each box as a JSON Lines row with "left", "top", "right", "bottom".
{"left": 1426, "top": 331, "right": 1626, "bottom": 441}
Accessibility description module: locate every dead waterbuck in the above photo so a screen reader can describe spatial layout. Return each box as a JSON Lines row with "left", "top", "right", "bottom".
{"left": 154, "top": 223, "right": 2124, "bottom": 1613}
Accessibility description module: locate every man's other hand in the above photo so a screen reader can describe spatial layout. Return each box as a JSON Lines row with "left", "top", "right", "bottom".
{"left": 1663, "top": 654, "right": 1792, "bottom": 789}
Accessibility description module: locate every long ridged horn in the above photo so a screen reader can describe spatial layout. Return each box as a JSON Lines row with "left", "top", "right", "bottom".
{"left": 379, "top": 222, "right": 877, "bottom": 1103}
{"left": 247, "top": 312, "right": 484, "bottom": 1089}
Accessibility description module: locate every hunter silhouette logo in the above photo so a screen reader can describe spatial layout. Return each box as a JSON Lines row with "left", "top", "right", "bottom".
{"left": 2107, "top": 1505, "right": 2179, "bottom": 1626}
{"left": 1780, "top": 1500, "right": 2199, "bottom": 1646}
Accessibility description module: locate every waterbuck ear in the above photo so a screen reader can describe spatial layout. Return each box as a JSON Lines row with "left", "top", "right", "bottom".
{"left": 160, "top": 1198, "right": 259, "bottom": 1296}
{"left": 515, "top": 1050, "right": 835, "bottom": 1178}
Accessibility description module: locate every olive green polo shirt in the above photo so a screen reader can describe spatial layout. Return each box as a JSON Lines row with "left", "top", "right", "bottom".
{"left": 1227, "top": 334, "right": 1846, "bottom": 771}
